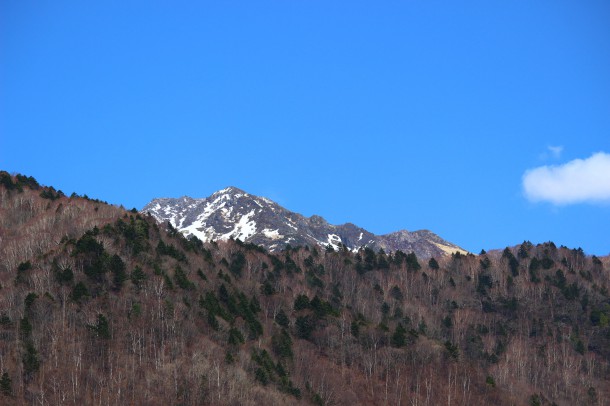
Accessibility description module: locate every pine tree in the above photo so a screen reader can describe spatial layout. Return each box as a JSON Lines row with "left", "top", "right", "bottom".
{"left": 93, "top": 314, "right": 111, "bottom": 339}
{"left": 391, "top": 323, "right": 407, "bottom": 347}
{"left": 0, "top": 372, "right": 12, "bottom": 396}
{"left": 131, "top": 265, "right": 146, "bottom": 288}
{"left": 275, "top": 309, "right": 290, "bottom": 328}
{"left": 22, "top": 342, "right": 40, "bottom": 376}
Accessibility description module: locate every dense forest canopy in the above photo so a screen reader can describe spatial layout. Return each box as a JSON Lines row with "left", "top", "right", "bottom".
{"left": 0, "top": 171, "right": 608, "bottom": 405}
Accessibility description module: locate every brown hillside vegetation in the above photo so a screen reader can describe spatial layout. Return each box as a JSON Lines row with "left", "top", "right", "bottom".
{"left": 0, "top": 172, "right": 124, "bottom": 275}
{"left": 0, "top": 172, "right": 609, "bottom": 405}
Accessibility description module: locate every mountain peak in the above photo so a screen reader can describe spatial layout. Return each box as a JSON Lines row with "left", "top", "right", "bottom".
{"left": 142, "top": 188, "right": 466, "bottom": 257}
{"left": 212, "top": 186, "right": 247, "bottom": 196}
{"left": 309, "top": 214, "right": 327, "bottom": 225}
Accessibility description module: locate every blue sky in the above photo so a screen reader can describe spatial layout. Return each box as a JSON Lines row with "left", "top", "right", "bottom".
{"left": 2, "top": 1, "right": 609, "bottom": 255}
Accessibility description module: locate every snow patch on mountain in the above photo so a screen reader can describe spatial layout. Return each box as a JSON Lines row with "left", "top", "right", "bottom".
{"left": 142, "top": 187, "right": 466, "bottom": 258}
{"left": 222, "top": 210, "right": 257, "bottom": 240}
{"left": 327, "top": 234, "right": 342, "bottom": 250}
{"left": 262, "top": 229, "right": 283, "bottom": 240}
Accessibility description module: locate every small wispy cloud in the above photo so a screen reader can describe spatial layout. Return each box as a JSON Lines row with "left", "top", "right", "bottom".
{"left": 522, "top": 152, "right": 610, "bottom": 205}
{"left": 538, "top": 145, "right": 564, "bottom": 161}
{"left": 547, "top": 145, "right": 563, "bottom": 159}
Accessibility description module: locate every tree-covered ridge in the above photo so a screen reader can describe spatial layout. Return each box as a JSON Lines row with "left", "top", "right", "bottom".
{"left": 0, "top": 171, "right": 126, "bottom": 275}
{"left": 0, "top": 174, "right": 609, "bottom": 405}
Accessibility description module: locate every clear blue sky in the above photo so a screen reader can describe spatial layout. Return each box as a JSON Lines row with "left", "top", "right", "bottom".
{"left": 2, "top": 1, "right": 609, "bottom": 255}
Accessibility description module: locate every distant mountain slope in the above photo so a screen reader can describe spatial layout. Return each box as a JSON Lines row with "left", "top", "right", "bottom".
{"left": 142, "top": 187, "right": 466, "bottom": 257}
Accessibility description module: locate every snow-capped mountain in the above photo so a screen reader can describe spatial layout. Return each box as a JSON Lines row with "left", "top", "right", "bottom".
{"left": 142, "top": 187, "right": 466, "bottom": 258}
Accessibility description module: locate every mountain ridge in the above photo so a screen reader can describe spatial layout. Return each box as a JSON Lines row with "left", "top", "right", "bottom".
{"left": 2, "top": 171, "right": 609, "bottom": 405}
{"left": 142, "top": 187, "right": 467, "bottom": 258}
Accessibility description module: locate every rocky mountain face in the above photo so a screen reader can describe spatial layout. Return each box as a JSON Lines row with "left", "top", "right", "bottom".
{"left": 142, "top": 187, "right": 466, "bottom": 258}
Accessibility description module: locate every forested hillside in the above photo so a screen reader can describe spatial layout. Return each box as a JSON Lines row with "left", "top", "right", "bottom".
{"left": 0, "top": 172, "right": 608, "bottom": 405}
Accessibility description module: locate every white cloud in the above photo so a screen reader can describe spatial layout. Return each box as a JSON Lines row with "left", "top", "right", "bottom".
{"left": 547, "top": 145, "right": 563, "bottom": 159}
{"left": 523, "top": 152, "right": 610, "bottom": 205}
{"left": 538, "top": 145, "right": 563, "bottom": 161}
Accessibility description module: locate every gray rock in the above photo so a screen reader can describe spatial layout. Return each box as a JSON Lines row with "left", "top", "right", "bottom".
{"left": 142, "top": 187, "right": 465, "bottom": 258}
